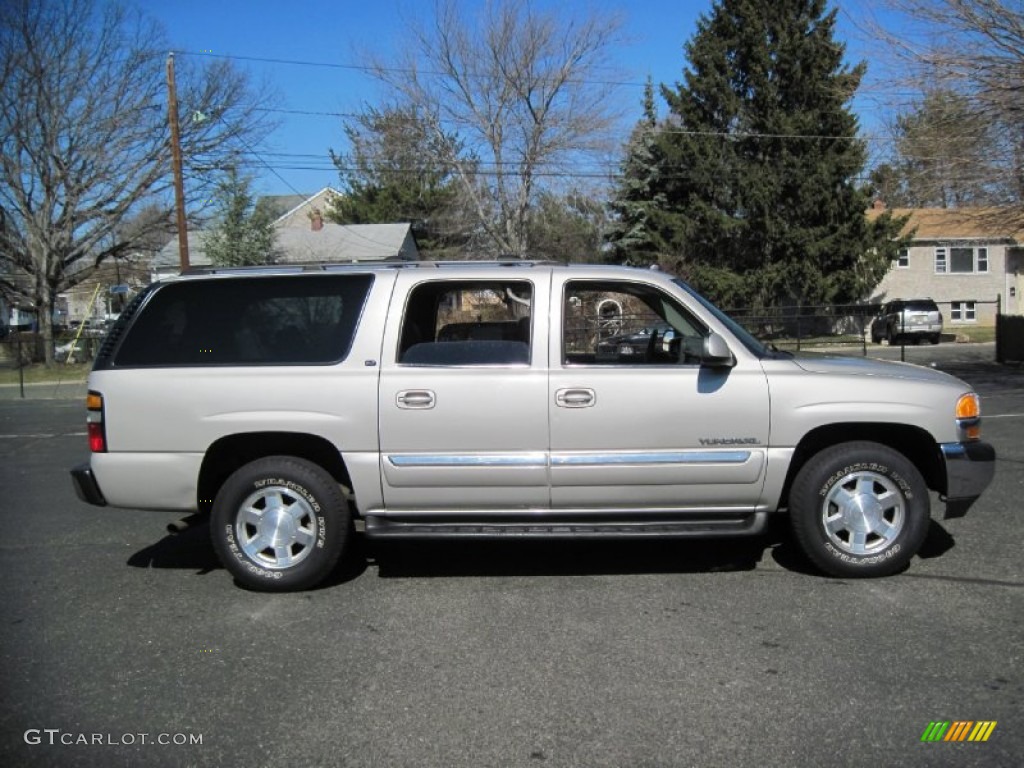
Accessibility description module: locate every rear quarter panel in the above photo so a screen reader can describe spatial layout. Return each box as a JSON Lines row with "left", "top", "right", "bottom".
{"left": 86, "top": 272, "right": 396, "bottom": 510}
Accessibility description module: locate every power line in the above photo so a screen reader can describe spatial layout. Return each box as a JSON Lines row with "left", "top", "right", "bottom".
{"left": 178, "top": 50, "right": 648, "bottom": 89}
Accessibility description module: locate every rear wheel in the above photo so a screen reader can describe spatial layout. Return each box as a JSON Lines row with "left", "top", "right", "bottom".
{"left": 211, "top": 456, "right": 349, "bottom": 591}
{"left": 789, "top": 442, "right": 930, "bottom": 577}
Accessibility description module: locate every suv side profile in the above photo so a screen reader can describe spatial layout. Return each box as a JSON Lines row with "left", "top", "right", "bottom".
{"left": 871, "top": 298, "right": 943, "bottom": 345}
{"left": 70, "top": 262, "right": 993, "bottom": 591}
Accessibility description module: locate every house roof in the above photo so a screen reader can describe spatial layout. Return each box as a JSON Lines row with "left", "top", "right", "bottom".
{"left": 152, "top": 221, "right": 418, "bottom": 271}
{"left": 271, "top": 187, "right": 342, "bottom": 229}
{"left": 869, "top": 206, "right": 1024, "bottom": 242}
{"left": 274, "top": 222, "right": 417, "bottom": 263}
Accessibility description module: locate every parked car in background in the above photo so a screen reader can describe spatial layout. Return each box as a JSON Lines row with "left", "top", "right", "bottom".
{"left": 871, "top": 299, "right": 943, "bottom": 345}
{"left": 595, "top": 324, "right": 675, "bottom": 362}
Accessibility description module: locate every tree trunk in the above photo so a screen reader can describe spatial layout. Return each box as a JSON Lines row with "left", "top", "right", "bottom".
{"left": 34, "top": 274, "right": 55, "bottom": 367}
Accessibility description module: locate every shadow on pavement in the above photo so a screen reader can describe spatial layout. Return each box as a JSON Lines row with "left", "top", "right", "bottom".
{"left": 124, "top": 516, "right": 963, "bottom": 585}
{"left": 126, "top": 515, "right": 369, "bottom": 587}
{"left": 126, "top": 515, "right": 220, "bottom": 574}
{"left": 368, "top": 522, "right": 794, "bottom": 579}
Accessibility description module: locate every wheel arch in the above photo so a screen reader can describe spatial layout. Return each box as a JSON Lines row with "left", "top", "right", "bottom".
{"left": 779, "top": 422, "right": 944, "bottom": 510}
{"left": 198, "top": 432, "right": 352, "bottom": 513}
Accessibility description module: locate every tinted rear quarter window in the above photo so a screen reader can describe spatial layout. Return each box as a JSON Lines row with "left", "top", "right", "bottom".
{"left": 111, "top": 274, "right": 374, "bottom": 367}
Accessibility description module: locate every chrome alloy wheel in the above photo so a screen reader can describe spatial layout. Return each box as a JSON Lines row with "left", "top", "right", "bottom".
{"left": 821, "top": 470, "right": 905, "bottom": 555}
{"left": 235, "top": 486, "right": 318, "bottom": 569}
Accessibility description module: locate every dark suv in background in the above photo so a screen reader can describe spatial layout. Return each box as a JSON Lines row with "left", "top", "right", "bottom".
{"left": 871, "top": 299, "right": 943, "bottom": 345}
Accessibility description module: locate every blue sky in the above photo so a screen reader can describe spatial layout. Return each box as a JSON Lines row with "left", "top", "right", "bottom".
{"left": 143, "top": 0, "right": 894, "bottom": 198}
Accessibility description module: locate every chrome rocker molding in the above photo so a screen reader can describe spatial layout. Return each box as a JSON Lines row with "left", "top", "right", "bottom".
{"left": 364, "top": 507, "right": 769, "bottom": 539}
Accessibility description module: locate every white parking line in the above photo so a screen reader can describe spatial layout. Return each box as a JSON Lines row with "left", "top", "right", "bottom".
{"left": 0, "top": 432, "right": 87, "bottom": 439}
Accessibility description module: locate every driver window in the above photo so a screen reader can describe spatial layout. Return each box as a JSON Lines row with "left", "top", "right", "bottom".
{"left": 562, "top": 280, "right": 704, "bottom": 366}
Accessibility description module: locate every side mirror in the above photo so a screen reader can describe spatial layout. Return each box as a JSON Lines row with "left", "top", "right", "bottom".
{"left": 684, "top": 332, "right": 735, "bottom": 368}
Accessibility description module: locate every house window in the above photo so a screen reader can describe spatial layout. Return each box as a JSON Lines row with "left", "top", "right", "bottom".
{"left": 938, "top": 245, "right": 988, "bottom": 274}
{"left": 896, "top": 249, "right": 909, "bottom": 268}
{"left": 950, "top": 301, "right": 976, "bottom": 322}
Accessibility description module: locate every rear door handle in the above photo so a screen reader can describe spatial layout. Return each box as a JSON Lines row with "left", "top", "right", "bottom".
{"left": 396, "top": 390, "right": 436, "bottom": 409}
{"left": 555, "top": 388, "right": 596, "bottom": 408}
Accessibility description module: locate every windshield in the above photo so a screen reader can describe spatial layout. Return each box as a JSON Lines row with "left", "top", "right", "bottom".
{"left": 671, "top": 279, "right": 768, "bottom": 357}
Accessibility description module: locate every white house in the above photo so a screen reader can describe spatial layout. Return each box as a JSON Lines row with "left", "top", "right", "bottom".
{"left": 868, "top": 205, "right": 1024, "bottom": 325}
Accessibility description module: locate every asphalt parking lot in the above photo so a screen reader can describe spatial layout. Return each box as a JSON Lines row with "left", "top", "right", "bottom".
{"left": 0, "top": 353, "right": 1021, "bottom": 767}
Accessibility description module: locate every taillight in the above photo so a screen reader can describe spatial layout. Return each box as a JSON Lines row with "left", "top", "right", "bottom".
{"left": 86, "top": 391, "right": 106, "bottom": 452}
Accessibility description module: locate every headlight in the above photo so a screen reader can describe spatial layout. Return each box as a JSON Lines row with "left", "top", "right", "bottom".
{"left": 955, "top": 393, "right": 981, "bottom": 441}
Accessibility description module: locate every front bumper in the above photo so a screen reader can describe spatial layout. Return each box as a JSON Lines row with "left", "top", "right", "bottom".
{"left": 940, "top": 441, "right": 995, "bottom": 519}
{"left": 70, "top": 463, "right": 107, "bottom": 507}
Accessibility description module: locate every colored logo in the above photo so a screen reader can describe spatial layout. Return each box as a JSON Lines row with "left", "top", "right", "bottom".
{"left": 921, "top": 721, "right": 997, "bottom": 742}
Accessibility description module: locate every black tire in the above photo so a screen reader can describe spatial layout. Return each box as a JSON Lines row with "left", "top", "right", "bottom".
{"left": 789, "top": 441, "right": 930, "bottom": 578}
{"left": 930, "top": 334, "right": 941, "bottom": 345}
{"left": 210, "top": 456, "right": 349, "bottom": 591}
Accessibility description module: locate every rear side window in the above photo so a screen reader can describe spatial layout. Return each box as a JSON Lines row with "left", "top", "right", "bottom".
{"left": 397, "top": 280, "right": 533, "bottom": 366}
{"left": 111, "top": 274, "right": 374, "bottom": 367}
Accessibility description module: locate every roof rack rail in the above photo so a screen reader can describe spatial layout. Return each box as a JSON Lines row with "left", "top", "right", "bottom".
{"left": 178, "top": 258, "right": 564, "bottom": 276}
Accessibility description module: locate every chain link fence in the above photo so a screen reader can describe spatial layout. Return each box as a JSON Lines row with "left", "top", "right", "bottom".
{"left": 0, "top": 330, "right": 101, "bottom": 398}
{"left": 726, "top": 299, "right": 1001, "bottom": 361}
{"left": 1, "top": 297, "right": 1012, "bottom": 398}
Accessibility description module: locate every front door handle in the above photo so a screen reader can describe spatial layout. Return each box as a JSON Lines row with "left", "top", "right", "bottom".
{"left": 396, "top": 390, "right": 436, "bottom": 409}
{"left": 555, "top": 388, "right": 596, "bottom": 408}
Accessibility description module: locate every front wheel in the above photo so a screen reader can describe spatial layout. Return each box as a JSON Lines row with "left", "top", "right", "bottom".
{"left": 211, "top": 456, "right": 350, "bottom": 591}
{"left": 789, "top": 442, "right": 930, "bottom": 577}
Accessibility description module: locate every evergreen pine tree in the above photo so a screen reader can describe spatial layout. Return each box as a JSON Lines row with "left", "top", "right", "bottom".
{"left": 650, "top": 0, "right": 906, "bottom": 309}
{"left": 605, "top": 78, "right": 664, "bottom": 265}
{"left": 204, "top": 167, "right": 277, "bottom": 267}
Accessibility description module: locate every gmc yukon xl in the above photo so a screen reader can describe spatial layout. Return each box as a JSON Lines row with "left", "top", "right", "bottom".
{"left": 70, "top": 262, "right": 995, "bottom": 591}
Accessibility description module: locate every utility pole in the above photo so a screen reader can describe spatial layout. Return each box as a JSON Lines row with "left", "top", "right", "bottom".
{"left": 166, "top": 52, "right": 190, "bottom": 271}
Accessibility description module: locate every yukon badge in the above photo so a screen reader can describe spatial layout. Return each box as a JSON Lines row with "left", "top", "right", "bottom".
{"left": 699, "top": 437, "right": 762, "bottom": 446}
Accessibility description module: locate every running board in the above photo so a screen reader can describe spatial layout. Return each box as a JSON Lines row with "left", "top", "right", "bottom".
{"left": 363, "top": 512, "right": 768, "bottom": 540}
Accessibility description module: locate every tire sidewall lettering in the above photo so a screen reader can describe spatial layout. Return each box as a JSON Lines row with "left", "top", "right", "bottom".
{"left": 818, "top": 462, "right": 913, "bottom": 501}
{"left": 252, "top": 478, "right": 322, "bottom": 513}
{"left": 824, "top": 541, "right": 903, "bottom": 566}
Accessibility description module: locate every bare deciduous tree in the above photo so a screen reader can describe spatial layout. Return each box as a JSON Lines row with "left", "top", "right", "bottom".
{"left": 865, "top": 0, "right": 1024, "bottom": 206}
{"left": 358, "top": 0, "right": 624, "bottom": 257}
{"left": 0, "top": 0, "right": 273, "bottom": 362}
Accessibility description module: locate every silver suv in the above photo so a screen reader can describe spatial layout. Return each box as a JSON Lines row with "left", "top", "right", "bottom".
{"left": 871, "top": 298, "right": 943, "bottom": 345}
{"left": 70, "top": 262, "right": 994, "bottom": 591}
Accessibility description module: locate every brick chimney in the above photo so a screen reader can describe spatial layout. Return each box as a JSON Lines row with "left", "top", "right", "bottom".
{"left": 310, "top": 208, "right": 323, "bottom": 231}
